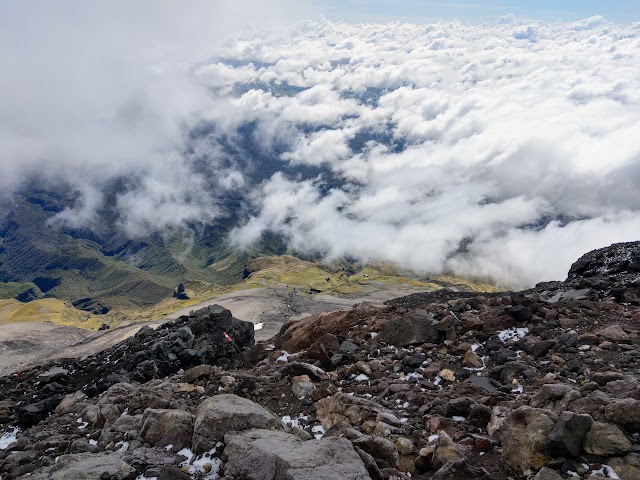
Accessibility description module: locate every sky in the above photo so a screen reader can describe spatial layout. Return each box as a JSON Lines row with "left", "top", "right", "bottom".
{"left": 315, "top": 0, "right": 640, "bottom": 24}
{"left": 1, "top": 0, "right": 639, "bottom": 288}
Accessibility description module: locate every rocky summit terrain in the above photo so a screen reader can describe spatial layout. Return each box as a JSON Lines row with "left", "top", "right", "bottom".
{"left": 0, "top": 242, "right": 639, "bottom": 480}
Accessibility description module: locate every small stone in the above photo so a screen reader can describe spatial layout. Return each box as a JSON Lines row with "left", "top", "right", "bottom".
{"left": 534, "top": 467, "right": 564, "bottom": 480}
{"left": 291, "top": 375, "right": 315, "bottom": 400}
{"left": 439, "top": 369, "right": 456, "bottom": 382}
{"left": 356, "top": 361, "right": 372, "bottom": 375}
{"left": 463, "top": 351, "right": 483, "bottom": 368}
{"left": 220, "top": 375, "right": 236, "bottom": 388}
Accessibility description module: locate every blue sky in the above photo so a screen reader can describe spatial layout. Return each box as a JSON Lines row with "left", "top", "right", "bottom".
{"left": 313, "top": 0, "right": 640, "bottom": 24}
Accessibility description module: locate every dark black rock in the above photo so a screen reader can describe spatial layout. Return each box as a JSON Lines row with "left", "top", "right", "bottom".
{"left": 14, "top": 395, "right": 63, "bottom": 427}
{"left": 568, "top": 241, "right": 640, "bottom": 278}
{"left": 533, "top": 340, "right": 555, "bottom": 358}
{"left": 173, "top": 283, "right": 189, "bottom": 300}
{"left": 505, "top": 305, "right": 533, "bottom": 322}
{"left": 548, "top": 411, "right": 594, "bottom": 458}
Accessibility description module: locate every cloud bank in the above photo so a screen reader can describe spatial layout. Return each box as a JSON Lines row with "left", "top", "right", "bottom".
{"left": 2, "top": 4, "right": 639, "bottom": 287}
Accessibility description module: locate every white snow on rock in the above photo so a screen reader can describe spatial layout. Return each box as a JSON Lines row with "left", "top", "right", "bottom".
{"left": 498, "top": 327, "right": 529, "bottom": 342}
{"left": 354, "top": 373, "right": 370, "bottom": 382}
{"left": 254, "top": 322, "right": 265, "bottom": 331}
{"left": 0, "top": 427, "right": 20, "bottom": 450}
{"left": 312, "top": 425, "right": 325, "bottom": 439}
{"left": 178, "top": 445, "right": 223, "bottom": 480}
{"left": 276, "top": 351, "right": 291, "bottom": 363}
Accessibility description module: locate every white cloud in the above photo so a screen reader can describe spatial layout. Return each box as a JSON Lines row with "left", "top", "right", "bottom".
{"left": 2, "top": 6, "right": 639, "bottom": 287}
{"left": 224, "top": 18, "right": 640, "bottom": 287}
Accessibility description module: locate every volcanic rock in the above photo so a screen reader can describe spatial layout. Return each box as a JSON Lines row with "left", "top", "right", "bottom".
{"left": 223, "top": 428, "right": 371, "bottom": 480}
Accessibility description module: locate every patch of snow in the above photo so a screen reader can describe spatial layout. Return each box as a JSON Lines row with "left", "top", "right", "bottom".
{"left": 76, "top": 418, "right": 89, "bottom": 430}
{"left": 0, "top": 427, "right": 20, "bottom": 450}
{"left": 312, "top": 425, "right": 325, "bottom": 439}
{"left": 604, "top": 465, "right": 621, "bottom": 479}
{"left": 471, "top": 343, "right": 482, "bottom": 352}
{"left": 511, "top": 385, "right": 524, "bottom": 394}
{"left": 370, "top": 332, "right": 379, "bottom": 339}
{"left": 498, "top": 327, "right": 529, "bottom": 342}
{"left": 404, "top": 372, "right": 423, "bottom": 382}
{"left": 135, "top": 476, "right": 158, "bottom": 480}
{"left": 281, "top": 414, "right": 308, "bottom": 429}
{"left": 254, "top": 322, "right": 265, "bottom": 331}
{"left": 428, "top": 434, "right": 439, "bottom": 443}
{"left": 354, "top": 374, "right": 370, "bottom": 382}
{"left": 452, "top": 416, "right": 466, "bottom": 421}
{"left": 179, "top": 447, "right": 222, "bottom": 480}
{"left": 434, "top": 376, "right": 442, "bottom": 386}
{"left": 164, "top": 444, "right": 173, "bottom": 451}
{"left": 115, "top": 441, "right": 130, "bottom": 452}
{"left": 276, "top": 351, "right": 291, "bottom": 363}
{"left": 89, "top": 439, "right": 98, "bottom": 446}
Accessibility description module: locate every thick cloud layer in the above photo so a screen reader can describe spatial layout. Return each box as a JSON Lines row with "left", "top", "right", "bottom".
{"left": 2, "top": 4, "right": 639, "bottom": 287}
{"left": 223, "top": 18, "right": 640, "bottom": 287}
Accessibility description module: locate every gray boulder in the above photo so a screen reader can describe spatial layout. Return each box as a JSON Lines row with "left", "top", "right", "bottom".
{"left": 223, "top": 428, "right": 371, "bottom": 480}
{"left": 192, "top": 394, "right": 281, "bottom": 453}
{"left": 28, "top": 452, "right": 136, "bottom": 480}
{"left": 378, "top": 311, "right": 439, "bottom": 347}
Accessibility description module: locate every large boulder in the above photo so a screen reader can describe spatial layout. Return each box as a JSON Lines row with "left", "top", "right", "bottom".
{"left": 223, "top": 428, "right": 371, "bottom": 480}
{"left": 192, "top": 394, "right": 281, "bottom": 453}
{"left": 15, "top": 395, "right": 64, "bottom": 427}
{"left": 378, "top": 310, "right": 439, "bottom": 347}
{"left": 140, "top": 409, "right": 194, "bottom": 450}
{"left": 494, "top": 406, "right": 557, "bottom": 475}
{"left": 604, "top": 399, "right": 640, "bottom": 431}
{"left": 352, "top": 435, "right": 399, "bottom": 468}
{"left": 583, "top": 422, "right": 632, "bottom": 456}
{"left": 28, "top": 452, "right": 136, "bottom": 480}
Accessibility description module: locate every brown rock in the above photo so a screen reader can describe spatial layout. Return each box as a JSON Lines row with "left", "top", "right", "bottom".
{"left": 495, "top": 406, "right": 557, "bottom": 475}
{"left": 463, "top": 351, "right": 483, "bottom": 369}
{"left": 141, "top": 409, "right": 194, "bottom": 450}
{"left": 182, "top": 365, "right": 216, "bottom": 384}
{"left": 583, "top": 422, "right": 632, "bottom": 456}
{"left": 433, "top": 431, "right": 465, "bottom": 470}
{"left": 604, "top": 398, "right": 640, "bottom": 431}
{"left": 600, "top": 325, "right": 630, "bottom": 343}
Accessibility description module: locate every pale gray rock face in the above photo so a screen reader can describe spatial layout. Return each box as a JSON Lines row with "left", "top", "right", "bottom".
{"left": 192, "top": 394, "right": 281, "bottom": 453}
{"left": 28, "top": 452, "right": 136, "bottom": 480}
{"left": 223, "top": 428, "right": 372, "bottom": 480}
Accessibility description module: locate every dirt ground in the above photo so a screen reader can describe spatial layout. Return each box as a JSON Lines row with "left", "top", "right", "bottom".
{"left": 0, "top": 284, "right": 426, "bottom": 377}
